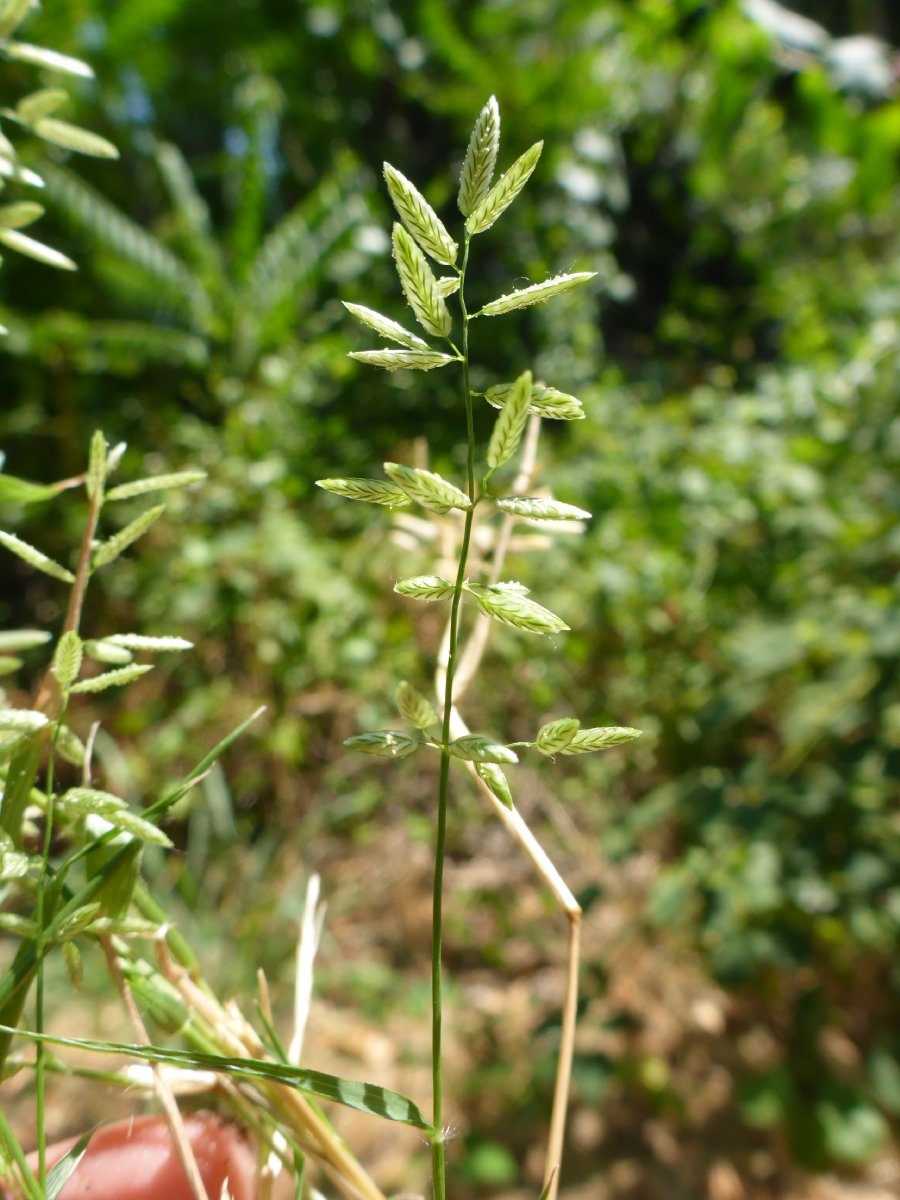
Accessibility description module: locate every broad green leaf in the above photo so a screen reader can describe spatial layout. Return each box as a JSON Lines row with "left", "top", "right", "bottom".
{"left": 32, "top": 117, "right": 117, "bottom": 159}
{"left": 536, "top": 717, "right": 580, "bottom": 755}
{"left": 105, "top": 471, "right": 205, "bottom": 501}
{"left": 396, "top": 681, "right": 438, "bottom": 731}
{"left": 0, "top": 202, "right": 44, "bottom": 230}
{"left": 0, "top": 530, "right": 75, "bottom": 581}
{"left": 448, "top": 735, "right": 518, "bottom": 765}
{"left": 3, "top": 41, "right": 94, "bottom": 77}
{"left": 342, "top": 302, "right": 428, "bottom": 350}
{"left": 475, "top": 762, "right": 514, "bottom": 808}
{"left": 560, "top": 726, "right": 642, "bottom": 754}
{"left": 15, "top": 87, "right": 68, "bottom": 123}
{"left": 52, "top": 630, "right": 82, "bottom": 689}
{"left": 344, "top": 731, "right": 421, "bottom": 759}
{"left": 487, "top": 369, "right": 532, "bottom": 470}
{"left": 466, "top": 583, "right": 569, "bottom": 635}
{"left": 69, "top": 664, "right": 153, "bottom": 694}
{"left": 465, "top": 141, "right": 542, "bottom": 235}
{"left": 458, "top": 95, "right": 500, "bottom": 217}
{"left": 383, "top": 163, "right": 458, "bottom": 265}
{"left": 484, "top": 381, "right": 585, "bottom": 421}
{"left": 391, "top": 223, "right": 452, "bottom": 337}
{"left": 349, "top": 348, "right": 456, "bottom": 372}
{"left": 0, "top": 657, "right": 23, "bottom": 677}
{"left": 316, "top": 477, "right": 412, "bottom": 506}
{"left": 92, "top": 504, "right": 165, "bottom": 568}
{"left": 496, "top": 496, "right": 592, "bottom": 521}
{"left": 475, "top": 272, "right": 596, "bottom": 318}
{"left": 384, "top": 463, "right": 471, "bottom": 514}
{"left": 0, "top": 229, "right": 75, "bottom": 271}
{"left": 0, "top": 1026, "right": 434, "bottom": 1131}
{"left": 394, "top": 575, "right": 456, "bottom": 601}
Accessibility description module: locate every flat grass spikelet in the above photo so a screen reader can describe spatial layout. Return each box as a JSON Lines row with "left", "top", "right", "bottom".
{"left": 383, "top": 162, "right": 458, "bottom": 266}
{"left": 392, "top": 223, "right": 453, "bottom": 337}
{"left": 458, "top": 95, "right": 500, "bottom": 216}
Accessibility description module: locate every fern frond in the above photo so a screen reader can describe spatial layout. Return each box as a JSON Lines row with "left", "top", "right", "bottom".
{"left": 243, "top": 152, "right": 368, "bottom": 335}
{"left": 154, "top": 140, "right": 227, "bottom": 294}
{"left": 41, "top": 163, "right": 213, "bottom": 332}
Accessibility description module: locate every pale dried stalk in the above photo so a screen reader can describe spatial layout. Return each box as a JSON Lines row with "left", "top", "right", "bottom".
{"left": 104, "top": 937, "right": 211, "bottom": 1200}
{"left": 159, "top": 952, "right": 387, "bottom": 1200}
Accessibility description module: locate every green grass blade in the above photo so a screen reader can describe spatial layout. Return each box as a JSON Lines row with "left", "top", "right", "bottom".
{"left": 0, "top": 1027, "right": 435, "bottom": 1131}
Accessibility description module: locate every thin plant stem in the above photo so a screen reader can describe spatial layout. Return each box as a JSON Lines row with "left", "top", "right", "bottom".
{"left": 431, "top": 234, "right": 475, "bottom": 1200}
{"left": 32, "top": 476, "right": 102, "bottom": 1185}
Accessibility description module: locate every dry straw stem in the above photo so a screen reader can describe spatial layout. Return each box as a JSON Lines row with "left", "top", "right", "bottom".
{"left": 105, "top": 938, "right": 211, "bottom": 1200}
{"left": 159, "top": 953, "right": 387, "bottom": 1200}
{"left": 391, "top": 223, "right": 452, "bottom": 337}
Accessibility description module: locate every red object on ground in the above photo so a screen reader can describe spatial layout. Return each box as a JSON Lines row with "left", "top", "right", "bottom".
{"left": 12, "top": 1113, "right": 258, "bottom": 1200}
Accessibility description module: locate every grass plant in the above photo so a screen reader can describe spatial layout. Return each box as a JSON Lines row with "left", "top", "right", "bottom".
{"left": 0, "top": 94, "right": 640, "bottom": 1199}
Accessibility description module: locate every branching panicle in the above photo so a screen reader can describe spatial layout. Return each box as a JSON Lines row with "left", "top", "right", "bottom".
{"left": 334, "top": 98, "right": 641, "bottom": 1200}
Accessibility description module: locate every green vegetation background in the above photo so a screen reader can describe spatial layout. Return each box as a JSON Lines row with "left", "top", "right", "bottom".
{"left": 1, "top": 0, "right": 899, "bottom": 1195}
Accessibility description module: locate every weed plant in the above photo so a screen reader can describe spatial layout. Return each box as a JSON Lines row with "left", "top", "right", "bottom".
{"left": 0, "top": 91, "right": 640, "bottom": 1200}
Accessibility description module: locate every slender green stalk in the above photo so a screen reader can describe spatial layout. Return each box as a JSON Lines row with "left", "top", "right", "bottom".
{"left": 34, "top": 717, "right": 63, "bottom": 1187}
{"left": 431, "top": 234, "right": 475, "bottom": 1200}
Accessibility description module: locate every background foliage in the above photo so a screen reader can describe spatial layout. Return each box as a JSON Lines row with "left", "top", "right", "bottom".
{"left": 2, "top": 1, "right": 899, "bottom": 1196}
